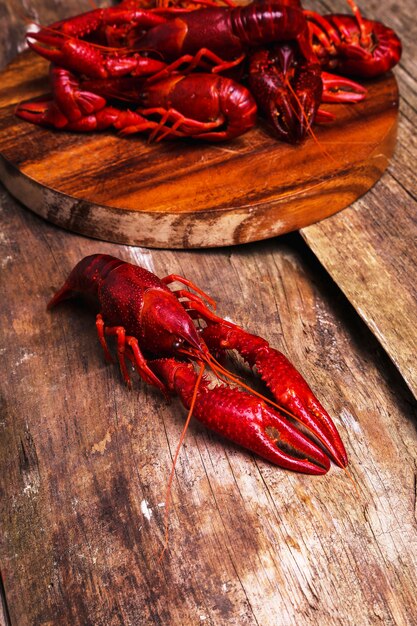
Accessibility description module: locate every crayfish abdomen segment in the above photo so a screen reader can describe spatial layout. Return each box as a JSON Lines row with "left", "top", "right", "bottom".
{"left": 232, "top": 3, "right": 309, "bottom": 49}
{"left": 47, "top": 253, "right": 125, "bottom": 308}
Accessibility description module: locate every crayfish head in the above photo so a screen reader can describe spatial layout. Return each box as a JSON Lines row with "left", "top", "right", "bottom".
{"left": 141, "top": 288, "right": 204, "bottom": 357}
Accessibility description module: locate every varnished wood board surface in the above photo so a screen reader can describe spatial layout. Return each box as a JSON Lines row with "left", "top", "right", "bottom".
{"left": 0, "top": 51, "right": 399, "bottom": 248}
{"left": 1, "top": 191, "right": 417, "bottom": 625}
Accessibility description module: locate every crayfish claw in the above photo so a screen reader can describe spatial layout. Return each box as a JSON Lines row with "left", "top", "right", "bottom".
{"left": 321, "top": 71, "right": 367, "bottom": 103}
{"left": 26, "top": 31, "right": 68, "bottom": 64}
{"left": 150, "top": 358, "right": 330, "bottom": 475}
{"left": 15, "top": 97, "right": 68, "bottom": 129}
{"left": 243, "top": 401, "right": 330, "bottom": 474}
{"left": 200, "top": 322, "right": 348, "bottom": 468}
{"left": 254, "top": 348, "right": 348, "bottom": 468}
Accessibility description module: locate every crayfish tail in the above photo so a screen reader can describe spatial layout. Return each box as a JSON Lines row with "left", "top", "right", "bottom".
{"left": 47, "top": 280, "right": 76, "bottom": 310}
{"left": 47, "top": 254, "right": 123, "bottom": 310}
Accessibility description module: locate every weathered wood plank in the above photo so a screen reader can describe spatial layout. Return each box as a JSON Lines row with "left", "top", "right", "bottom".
{"left": 1, "top": 186, "right": 417, "bottom": 625}
{"left": 301, "top": 2, "right": 417, "bottom": 397}
{"left": 301, "top": 173, "right": 417, "bottom": 397}
{"left": 0, "top": 575, "right": 10, "bottom": 626}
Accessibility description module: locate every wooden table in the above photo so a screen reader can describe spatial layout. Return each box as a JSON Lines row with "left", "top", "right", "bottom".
{"left": 1, "top": 1, "right": 416, "bottom": 624}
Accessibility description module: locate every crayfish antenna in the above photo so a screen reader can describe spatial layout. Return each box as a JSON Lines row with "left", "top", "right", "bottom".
{"left": 283, "top": 77, "right": 339, "bottom": 165}
{"left": 343, "top": 465, "right": 364, "bottom": 501}
{"left": 156, "top": 361, "right": 206, "bottom": 562}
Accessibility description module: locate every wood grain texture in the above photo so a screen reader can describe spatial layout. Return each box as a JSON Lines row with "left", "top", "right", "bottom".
{"left": 0, "top": 51, "right": 398, "bottom": 247}
{"left": 301, "top": 184, "right": 417, "bottom": 397}
{"left": 1, "top": 1, "right": 417, "bottom": 625}
{"left": 1, "top": 192, "right": 417, "bottom": 626}
{"left": 300, "top": 0, "right": 417, "bottom": 398}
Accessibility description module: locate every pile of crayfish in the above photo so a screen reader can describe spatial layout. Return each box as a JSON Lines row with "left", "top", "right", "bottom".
{"left": 48, "top": 254, "right": 348, "bottom": 474}
{"left": 15, "top": 0, "right": 401, "bottom": 143}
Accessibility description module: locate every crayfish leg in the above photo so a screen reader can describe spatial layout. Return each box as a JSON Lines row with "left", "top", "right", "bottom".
{"left": 96, "top": 313, "right": 115, "bottom": 364}
{"left": 96, "top": 318, "right": 169, "bottom": 396}
{"left": 161, "top": 274, "right": 216, "bottom": 310}
{"left": 127, "top": 337, "right": 170, "bottom": 399}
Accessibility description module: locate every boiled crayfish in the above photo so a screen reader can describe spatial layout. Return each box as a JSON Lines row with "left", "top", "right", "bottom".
{"left": 15, "top": 0, "right": 401, "bottom": 143}
{"left": 48, "top": 254, "right": 348, "bottom": 475}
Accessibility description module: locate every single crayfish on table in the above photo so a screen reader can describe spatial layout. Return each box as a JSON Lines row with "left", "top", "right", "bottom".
{"left": 15, "top": 0, "right": 401, "bottom": 144}
{"left": 48, "top": 254, "right": 348, "bottom": 474}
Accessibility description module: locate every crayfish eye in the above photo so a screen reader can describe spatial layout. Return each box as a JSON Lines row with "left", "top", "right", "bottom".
{"left": 173, "top": 338, "right": 184, "bottom": 350}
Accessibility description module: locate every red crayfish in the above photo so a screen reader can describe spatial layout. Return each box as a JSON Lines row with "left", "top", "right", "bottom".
{"left": 15, "top": 0, "right": 401, "bottom": 144}
{"left": 48, "top": 254, "right": 348, "bottom": 475}
{"left": 305, "top": 0, "right": 402, "bottom": 78}
{"left": 17, "top": 71, "right": 257, "bottom": 141}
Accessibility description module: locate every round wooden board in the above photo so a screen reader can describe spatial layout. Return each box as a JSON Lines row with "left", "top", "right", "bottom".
{"left": 0, "top": 51, "right": 399, "bottom": 248}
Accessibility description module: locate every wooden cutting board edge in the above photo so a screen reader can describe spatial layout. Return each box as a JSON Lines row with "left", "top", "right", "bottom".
{"left": 0, "top": 50, "right": 399, "bottom": 248}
